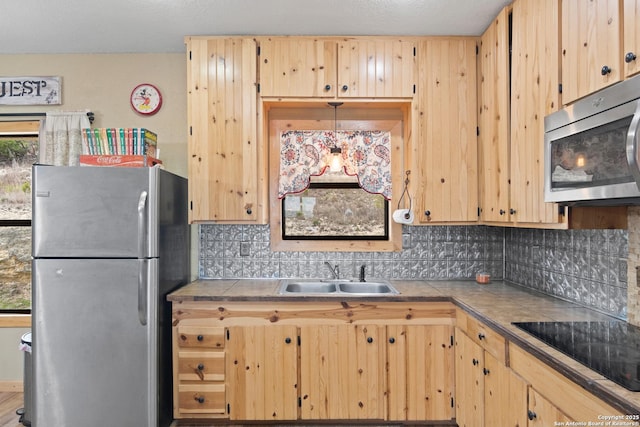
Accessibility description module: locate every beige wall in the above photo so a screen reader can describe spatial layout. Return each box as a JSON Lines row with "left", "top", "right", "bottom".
{"left": 0, "top": 53, "right": 188, "bottom": 176}
{"left": 0, "top": 53, "right": 192, "bottom": 383}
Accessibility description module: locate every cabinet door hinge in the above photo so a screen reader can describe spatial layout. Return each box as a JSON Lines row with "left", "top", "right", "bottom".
{"left": 558, "top": 83, "right": 563, "bottom": 94}
{"left": 257, "top": 45, "right": 261, "bottom": 56}
{"left": 189, "top": 50, "right": 192, "bottom": 61}
{"left": 451, "top": 397, "right": 454, "bottom": 408}
{"left": 298, "top": 397, "right": 302, "bottom": 407}
{"left": 189, "top": 201, "right": 193, "bottom": 211}
{"left": 477, "top": 207, "right": 481, "bottom": 217}
{"left": 189, "top": 126, "right": 192, "bottom": 136}
{"left": 413, "top": 84, "right": 416, "bottom": 94}
{"left": 476, "top": 44, "right": 479, "bottom": 55}
{"left": 257, "top": 83, "right": 260, "bottom": 93}
{"left": 297, "top": 335, "right": 301, "bottom": 346}
{"left": 226, "top": 329, "right": 230, "bottom": 340}
{"left": 450, "top": 335, "right": 454, "bottom": 346}
{"left": 476, "top": 126, "right": 480, "bottom": 136}
{"left": 227, "top": 403, "right": 230, "bottom": 414}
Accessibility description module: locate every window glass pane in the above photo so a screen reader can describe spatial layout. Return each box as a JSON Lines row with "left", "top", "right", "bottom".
{"left": 0, "top": 134, "right": 38, "bottom": 220}
{"left": 282, "top": 183, "right": 388, "bottom": 240}
{"left": 0, "top": 227, "right": 31, "bottom": 309}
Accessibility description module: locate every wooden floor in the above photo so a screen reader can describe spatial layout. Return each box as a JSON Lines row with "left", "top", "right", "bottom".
{"left": 0, "top": 392, "right": 24, "bottom": 427}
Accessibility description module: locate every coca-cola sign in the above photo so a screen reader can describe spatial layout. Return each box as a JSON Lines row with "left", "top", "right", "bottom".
{"left": 0, "top": 76, "right": 61, "bottom": 105}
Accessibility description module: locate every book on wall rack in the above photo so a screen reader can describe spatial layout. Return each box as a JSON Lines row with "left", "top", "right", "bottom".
{"left": 80, "top": 127, "right": 160, "bottom": 168}
{"left": 81, "top": 127, "right": 158, "bottom": 158}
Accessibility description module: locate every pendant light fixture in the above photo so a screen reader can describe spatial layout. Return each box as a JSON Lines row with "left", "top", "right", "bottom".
{"left": 328, "top": 102, "right": 343, "bottom": 172}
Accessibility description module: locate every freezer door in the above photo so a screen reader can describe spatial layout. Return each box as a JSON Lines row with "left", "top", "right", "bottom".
{"left": 32, "top": 258, "right": 162, "bottom": 427}
{"left": 33, "top": 165, "right": 154, "bottom": 258}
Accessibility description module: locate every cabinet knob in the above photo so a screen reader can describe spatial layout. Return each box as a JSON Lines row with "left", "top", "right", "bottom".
{"left": 367, "top": 337, "right": 374, "bottom": 343}
{"left": 528, "top": 410, "right": 537, "bottom": 421}
{"left": 510, "top": 208, "right": 516, "bottom": 215}
{"left": 197, "top": 363, "right": 205, "bottom": 371}
{"left": 499, "top": 209, "right": 505, "bottom": 215}
{"left": 601, "top": 65, "right": 612, "bottom": 75}
{"left": 341, "top": 85, "right": 349, "bottom": 92}
{"left": 285, "top": 337, "right": 292, "bottom": 344}
{"left": 197, "top": 335, "right": 204, "bottom": 341}
{"left": 246, "top": 208, "right": 252, "bottom": 215}
{"left": 472, "top": 358, "right": 479, "bottom": 366}
{"left": 626, "top": 52, "right": 637, "bottom": 63}
{"left": 389, "top": 337, "right": 395, "bottom": 344}
{"left": 483, "top": 368, "right": 490, "bottom": 375}
{"left": 197, "top": 396, "right": 206, "bottom": 404}
{"left": 424, "top": 210, "right": 431, "bottom": 217}
{"left": 324, "top": 84, "right": 332, "bottom": 91}
{"left": 478, "top": 333, "right": 485, "bottom": 340}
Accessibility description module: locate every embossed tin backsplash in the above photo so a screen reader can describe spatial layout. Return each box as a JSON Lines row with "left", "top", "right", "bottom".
{"left": 198, "top": 224, "right": 628, "bottom": 320}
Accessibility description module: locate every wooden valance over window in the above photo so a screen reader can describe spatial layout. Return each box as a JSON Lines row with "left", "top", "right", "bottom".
{"left": 278, "top": 130, "right": 392, "bottom": 200}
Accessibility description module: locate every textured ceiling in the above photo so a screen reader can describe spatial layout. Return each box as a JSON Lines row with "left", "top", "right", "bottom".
{"left": 1, "top": 0, "right": 512, "bottom": 54}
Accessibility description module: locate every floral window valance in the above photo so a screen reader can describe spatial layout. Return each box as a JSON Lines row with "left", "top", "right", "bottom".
{"left": 278, "top": 130, "right": 392, "bottom": 200}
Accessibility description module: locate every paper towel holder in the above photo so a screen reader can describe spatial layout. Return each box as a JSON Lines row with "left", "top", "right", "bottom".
{"left": 396, "top": 170, "right": 412, "bottom": 220}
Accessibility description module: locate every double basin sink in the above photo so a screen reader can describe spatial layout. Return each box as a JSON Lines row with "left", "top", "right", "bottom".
{"left": 277, "top": 279, "right": 400, "bottom": 296}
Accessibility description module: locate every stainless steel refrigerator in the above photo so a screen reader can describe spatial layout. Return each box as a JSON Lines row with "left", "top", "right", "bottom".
{"left": 31, "top": 164, "right": 189, "bottom": 427}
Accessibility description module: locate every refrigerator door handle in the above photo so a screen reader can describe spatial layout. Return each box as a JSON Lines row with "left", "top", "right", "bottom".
{"left": 137, "top": 191, "right": 148, "bottom": 258}
{"left": 138, "top": 260, "right": 148, "bottom": 326}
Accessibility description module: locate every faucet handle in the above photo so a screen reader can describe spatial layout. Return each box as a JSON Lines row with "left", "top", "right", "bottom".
{"left": 359, "top": 264, "right": 366, "bottom": 282}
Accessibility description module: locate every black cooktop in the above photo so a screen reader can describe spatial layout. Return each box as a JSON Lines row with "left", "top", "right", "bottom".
{"left": 512, "top": 321, "right": 640, "bottom": 391}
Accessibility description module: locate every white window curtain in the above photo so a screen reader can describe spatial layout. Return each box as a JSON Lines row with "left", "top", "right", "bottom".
{"left": 40, "top": 111, "right": 91, "bottom": 166}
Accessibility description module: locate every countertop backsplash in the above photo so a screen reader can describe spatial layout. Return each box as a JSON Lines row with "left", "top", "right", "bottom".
{"left": 198, "top": 224, "right": 628, "bottom": 320}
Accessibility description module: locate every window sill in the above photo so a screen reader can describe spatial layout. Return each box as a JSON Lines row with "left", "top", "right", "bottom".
{"left": 0, "top": 314, "right": 31, "bottom": 328}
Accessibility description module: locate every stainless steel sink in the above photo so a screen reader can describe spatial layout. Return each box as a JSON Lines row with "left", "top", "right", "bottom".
{"left": 277, "top": 280, "right": 399, "bottom": 296}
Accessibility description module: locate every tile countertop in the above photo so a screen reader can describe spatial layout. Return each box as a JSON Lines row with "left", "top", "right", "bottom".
{"left": 168, "top": 279, "right": 640, "bottom": 415}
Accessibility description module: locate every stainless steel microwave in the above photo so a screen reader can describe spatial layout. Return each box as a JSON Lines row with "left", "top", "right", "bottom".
{"left": 544, "top": 73, "right": 640, "bottom": 206}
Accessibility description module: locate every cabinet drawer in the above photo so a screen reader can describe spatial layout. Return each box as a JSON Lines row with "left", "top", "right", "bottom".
{"left": 458, "top": 312, "right": 506, "bottom": 363}
{"left": 177, "top": 326, "right": 225, "bottom": 349}
{"left": 178, "top": 350, "right": 225, "bottom": 382}
{"left": 178, "top": 383, "right": 226, "bottom": 415}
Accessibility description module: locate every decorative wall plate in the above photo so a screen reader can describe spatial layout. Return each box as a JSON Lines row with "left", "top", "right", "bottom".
{"left": 130, "top": 83, "right": 162, "bottom": 115}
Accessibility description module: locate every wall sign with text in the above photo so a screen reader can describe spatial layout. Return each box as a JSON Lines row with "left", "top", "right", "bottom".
{"left": 0, "top": 76, "right": 62, "bottom": 105}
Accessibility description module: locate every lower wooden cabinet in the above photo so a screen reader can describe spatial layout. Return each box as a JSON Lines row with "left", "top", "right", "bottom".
{"left": 171, "top": 300, "right": 457, "bottom": 423}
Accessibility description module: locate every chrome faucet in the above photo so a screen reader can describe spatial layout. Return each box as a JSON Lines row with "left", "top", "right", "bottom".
{"left": 324, "top": 262, "right": 339, "bottom": 280}
{"left": 359, "top": 264, "right": 366, "bottom": 282}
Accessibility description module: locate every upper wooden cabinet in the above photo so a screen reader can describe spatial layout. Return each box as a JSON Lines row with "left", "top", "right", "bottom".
{"left": 186, "top": 37, "right": 260, "bottom": 223}
{"left": 413, "top": 38, "right": 478, "bottom": 223}
{"left": 510, "top": 0, "right": 565, "bottom": 225}
{"left": 624, "top": 0, "right": 640, "bottom": 77}
{"left": 258, "top": 37, "right": 416, "bottom": 98}
{"left": 561, "top": 0, "right": 622, "bottom": 104}
{"left": 477, "top": 7, "right": 511, "bottom": 224}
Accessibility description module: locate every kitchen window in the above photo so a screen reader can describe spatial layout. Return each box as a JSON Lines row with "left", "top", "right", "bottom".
{"left": 281, "top": 180, "right": 389, "bottom": 241}
{"left": 267, "top": 103, "right": 407, "bottom": 252}
{"left": 0, "top": 121, "right": 38, "bottom": 313}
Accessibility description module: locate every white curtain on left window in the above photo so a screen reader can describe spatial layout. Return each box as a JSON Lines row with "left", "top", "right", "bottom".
{"left": 40, "top": 111, "right": 91, "bottom": 166}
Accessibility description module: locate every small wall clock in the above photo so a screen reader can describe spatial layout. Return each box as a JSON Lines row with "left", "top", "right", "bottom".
{"left": 130, "top": 83, "right": 162, "bottom": 115}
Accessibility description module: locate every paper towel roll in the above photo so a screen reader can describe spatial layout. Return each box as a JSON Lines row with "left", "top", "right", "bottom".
{"left": 392, "top": 209, "right": 414, "bottom": 224}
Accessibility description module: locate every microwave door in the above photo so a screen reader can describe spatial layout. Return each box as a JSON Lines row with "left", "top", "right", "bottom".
{"left": 626, "top": 101, "right": 640, "bottom": 190}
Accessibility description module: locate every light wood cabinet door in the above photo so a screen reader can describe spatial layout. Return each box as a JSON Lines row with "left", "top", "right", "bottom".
{"left": 387, "top": 325, "right": 454, "bottom": 421}
{"left": 299, "top": 324, "right": 386, "bottom": 420}
{"left": 337, "top": 39, "right": 416, "bottom": 98}
{"left": 624, "top": 0, "right": 640, "bottom": 77}
{"left": 258, "top": 37, "right": 415, "bottom": 99}
{"left": 258, "top": 38, "right": 337, "bottom": 97}
{"left": 528, "top": 388, "right": 572, "bottom": 425}
{"left": 226, "top": 325, "right": 298, "bottom": 420}
{"left": 484, "top": 352, "right": 528, "bottom": 427}
{"left": 510, "top": 0, "right": 566, "bottom": 226}
{"left": 478, "top": 7, "right": 511, "bottom": 223}
{"left": 561, "top": 0, "right": 622, "bottom": 104}
{"left": 454, "top": 328, "right": 484, "bottom": 427}
{"left": 414, "top": 38, "right": 478, "bottom": 223}
{"left": 186, "top": 37, "right": 259, "bottom": 222}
